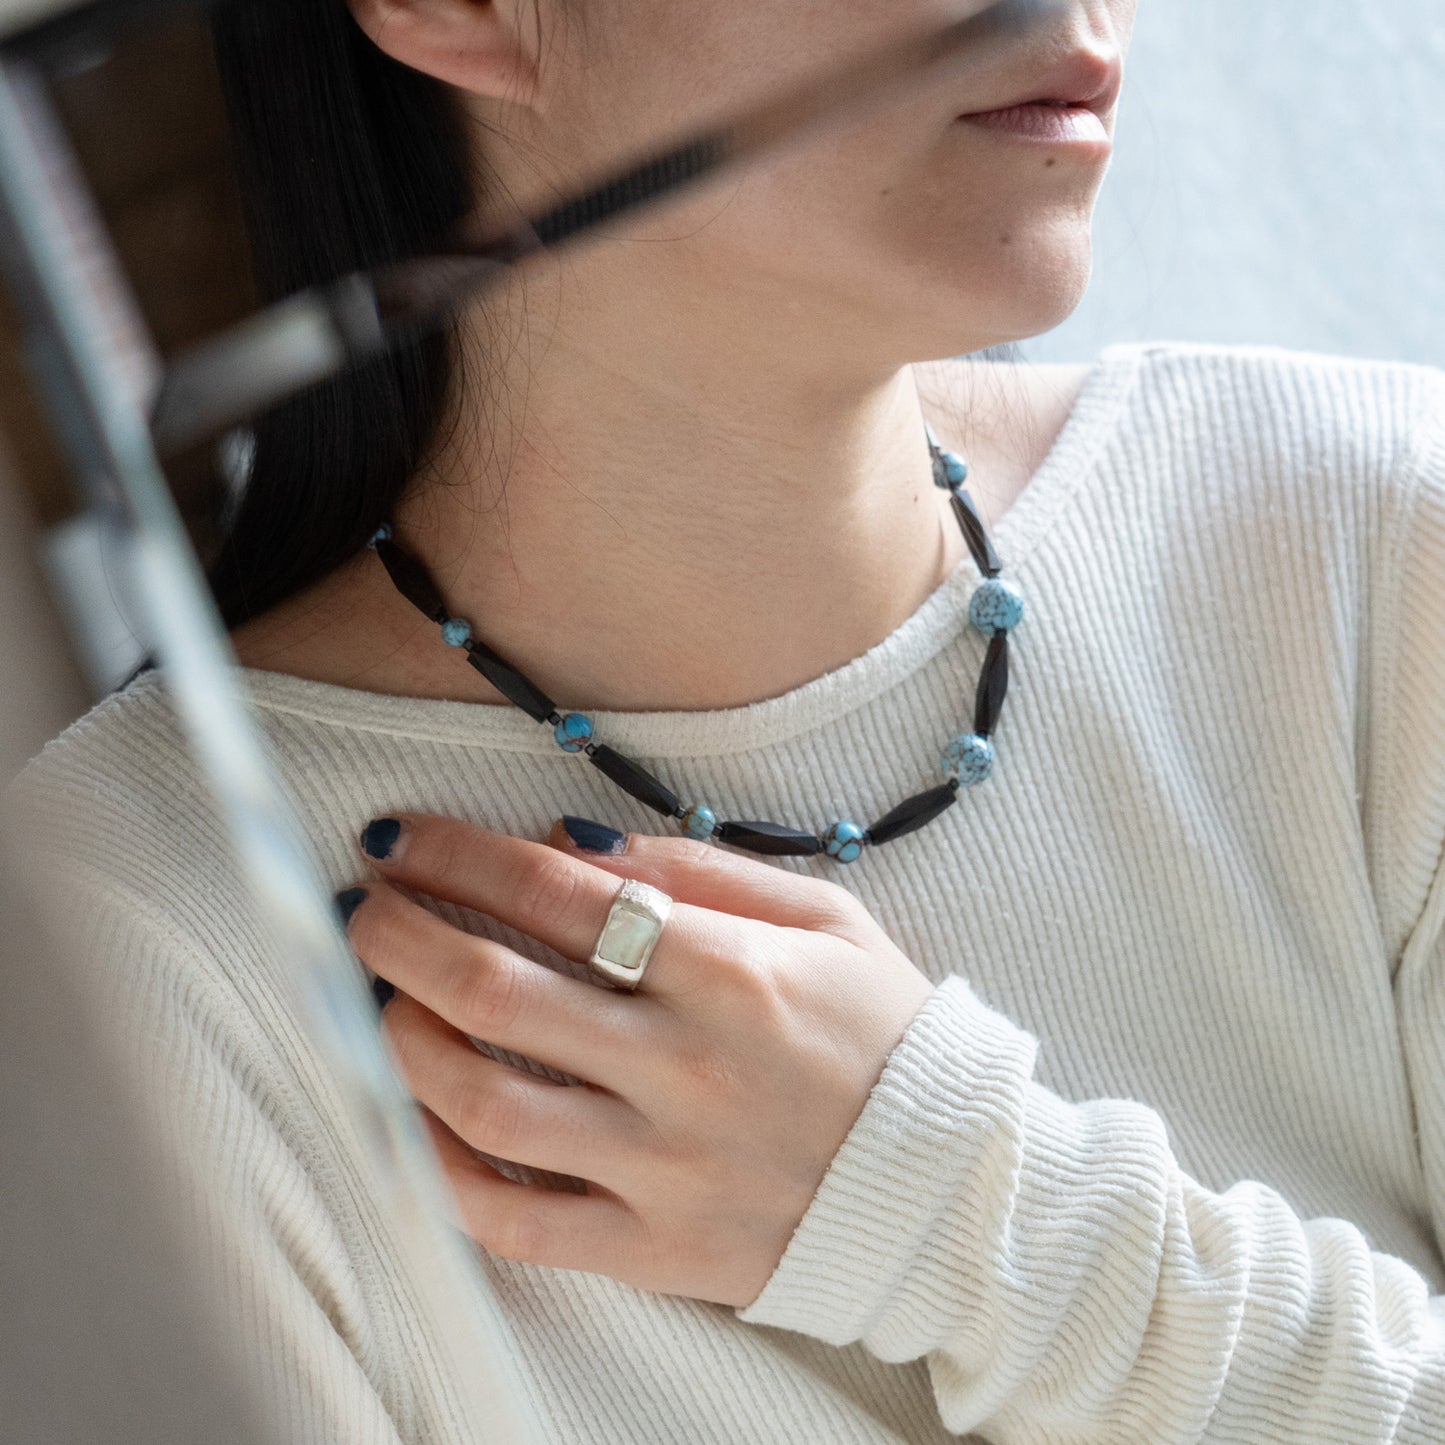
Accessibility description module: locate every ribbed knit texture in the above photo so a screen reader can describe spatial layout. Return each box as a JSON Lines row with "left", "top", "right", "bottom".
{"left": 6, "top": 339, "right": 1444, "bottom": 1443}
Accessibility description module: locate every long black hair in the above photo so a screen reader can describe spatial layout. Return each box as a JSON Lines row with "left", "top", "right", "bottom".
{"left": 120, "top": 0, "right": 476, "bottom": 685}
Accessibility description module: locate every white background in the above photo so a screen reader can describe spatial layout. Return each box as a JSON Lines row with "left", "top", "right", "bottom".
{"left": 1023, "top": 0, "right": 1445, "bottom": 368}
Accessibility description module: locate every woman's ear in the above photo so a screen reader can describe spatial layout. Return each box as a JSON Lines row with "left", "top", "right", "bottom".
{"left": 342, "top": 0, "right": 543, "bottom": 109}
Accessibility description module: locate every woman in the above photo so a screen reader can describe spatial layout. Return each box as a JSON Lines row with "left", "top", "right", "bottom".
{"left": 9, "top": 0, "right": 1445, "bottom": 1439}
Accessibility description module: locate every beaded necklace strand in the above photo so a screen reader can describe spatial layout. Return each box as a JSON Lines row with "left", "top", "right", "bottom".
{"left": 365, "top": 420, "right": 1024, "bottom": 865}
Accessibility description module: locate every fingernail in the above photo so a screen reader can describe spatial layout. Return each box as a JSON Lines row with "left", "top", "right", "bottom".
{"left": 360, "top": 817, "right": 407, "bottom": 862}
{"left": 561, "top": 814, "right": 628, "bottom": 854}
{"left": 371, "top": 975, "right": 395, "bottom": 1013}
{"left": 335, "top": 885, "right": 368, "bottom": 927}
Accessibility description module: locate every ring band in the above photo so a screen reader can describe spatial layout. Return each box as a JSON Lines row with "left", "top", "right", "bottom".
{"left": 587, "top": 878, "right": 672, "bottom": 992}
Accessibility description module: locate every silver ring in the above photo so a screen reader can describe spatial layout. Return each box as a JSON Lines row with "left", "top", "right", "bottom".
{"left": 586, "top": 878, "right": 672, "bottom": 992}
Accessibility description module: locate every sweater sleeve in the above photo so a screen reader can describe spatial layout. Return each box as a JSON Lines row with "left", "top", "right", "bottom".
{"left": 736, "top": 957, "right": 1445, "bottom": 1442}
{"left": 735, "top": 387, "right": 1445, "bottom": 1443}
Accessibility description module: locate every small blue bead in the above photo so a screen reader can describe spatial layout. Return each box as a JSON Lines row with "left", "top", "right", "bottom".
{"left": 969, "top": 578, "right": 1025, "bottom": 637}
{"left": 942, "top": 450, "right": 969, "bottom": 485}
{"left": 441, "top": 617, "right": 471, "bottom": 647}
{"left": 932, "top": 450, "right": 969, "bottom": 489}
{"left": 368, "top": 522, "right": 393, "bottom": 549}
{"left": 824, "top": 820, "right": 866, "bottom": 863}
{"left": 554, "top": 712, "right": 594, "bottom": 752}
{"left": 681, "top": 804, "right": 717, "bottom": 841}
{"left": 942, "top": 733, "right": 994, "bottom": 786}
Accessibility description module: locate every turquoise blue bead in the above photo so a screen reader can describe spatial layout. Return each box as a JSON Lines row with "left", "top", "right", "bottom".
{"left": 942, "top": 733, "right": 994, "bottom": 786}
{"left": 441, "top": 617, "right": 471, "bottom": 647}
{"left": 368, "top": 522, "right": 393, "bottom": 549}
{"left": 969, "top": 578, "right": 1024, "bottom": 637}
{"left": 935, "top": 449, "right": 969, "bottom": 487}
{"left": 823, "top": 820, "right": 866, "bottom": 863}
{"left": 681, "top": 804, "right": 717, "bottom": 841}
{"left": 554, "top": 712, "right": 594, "bottom": 752}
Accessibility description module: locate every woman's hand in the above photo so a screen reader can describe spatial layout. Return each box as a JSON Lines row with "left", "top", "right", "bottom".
{"left": 336, "top": 811, "right": 936, "bottom": 1310}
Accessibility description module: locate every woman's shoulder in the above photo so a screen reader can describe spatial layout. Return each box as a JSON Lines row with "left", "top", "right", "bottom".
{"left": 1116, "top": 340, "right": 1443, "bottom": 630}
{"left": 1125, "top": 338, "right": 1444, "bottom": 481}
{"left": 3, "top": 669, "right": 250, "bottom": 927}
{"left": 2, "top": 672, "right": 299, "bottom": 1084}
{"left": 1056, "top": 341, "right": 1443, "bottom": 577}
{"left": 8, "top": 664, "right": 179, "bottom": 798}
{"left": 1121, "top": 335, "right": 1442, "bottom": 386}
{"left": 1125, "top": 341, "right": 1445, "bottom": 965}
{"left": 2, "top": 664, "right": 384, "bottom": 1076}
{"left": 8, "top": 665, "right": 190, "bottom": 806}
{"left": 937, "top": 339, "right": 1442, "bottom": 501}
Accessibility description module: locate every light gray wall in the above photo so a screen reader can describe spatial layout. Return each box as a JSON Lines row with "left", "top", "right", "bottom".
{"left": 1022, "top": 0, "right": 1445, "bottom": 368}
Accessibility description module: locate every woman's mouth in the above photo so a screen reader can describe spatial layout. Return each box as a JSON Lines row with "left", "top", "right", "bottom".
{"left": 955, "top": 100, "right": 1111, "bottom": 153}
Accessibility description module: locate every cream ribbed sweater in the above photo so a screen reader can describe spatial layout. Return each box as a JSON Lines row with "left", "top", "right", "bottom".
{"left": 6, "top": 339, "right": 1445, "bottom": 1443}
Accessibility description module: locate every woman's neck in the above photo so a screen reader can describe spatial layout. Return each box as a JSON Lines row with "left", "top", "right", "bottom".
{"left": 228, "top": 356, "right": 1090, "bottom": 713}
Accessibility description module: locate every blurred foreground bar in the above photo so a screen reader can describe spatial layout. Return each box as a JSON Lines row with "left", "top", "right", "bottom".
{"left": 0, "top": 429, "right": 284, "bottom": 1445}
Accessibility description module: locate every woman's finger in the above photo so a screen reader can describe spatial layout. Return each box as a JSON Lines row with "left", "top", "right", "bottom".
{"left": 545, "top": 814, "right": 871, "bottom": 942}
{"left": 355, "top": 812, "right": 777, "bottom": 998}
{"left": 342, "top": 875, "right": 660, "bottom": 1095}
{"left": 364, "top": 811, "right": 857, "bottom": 936}
{"left": 382, "top": 990, "right": 649, "bottom": 1191}
{"left": 419, "top": 1106, "right": 646, "bottom": 1281}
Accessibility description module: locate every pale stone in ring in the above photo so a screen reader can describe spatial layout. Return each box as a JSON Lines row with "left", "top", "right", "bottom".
{"left": 587, "top": 878, "right": 673, "bottom": 991}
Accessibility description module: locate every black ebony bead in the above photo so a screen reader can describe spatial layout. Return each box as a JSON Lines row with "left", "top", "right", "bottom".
{"left": 587, "top": 744, "right": 683, "bottom": 818}
{"left": 463, "top": 640, "right": 556, "bottom": 723}
{"left": 866, "top": 785, "right": 958, "bottom": 846}
{"left": 374, "top": 538, "right": 450, "bottom": 622}
{"left": 715, "top": 821, "right": 823, "bottom": 856}
{"left": 948, "top": 487, "right": 1003, "bottom": 578}
{"left": 973, "top": 632, "right": 1009, "bottom": 737}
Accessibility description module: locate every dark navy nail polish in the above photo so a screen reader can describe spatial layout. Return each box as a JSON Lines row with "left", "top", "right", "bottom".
{"left": 371, "top": 975, "right": 396, "bottom": 1012}
{"left": 335, "top": 885, "right": 368, "bottom": 927}
{"left": 562, "top": 814, "right": 627, "bottom": 853}
{"left": 360, "top": 817, "right": 402, "bottom": 860}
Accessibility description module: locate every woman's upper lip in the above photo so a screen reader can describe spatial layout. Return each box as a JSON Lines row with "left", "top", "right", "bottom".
{"left": 959, "top": 50, "right": 1123, "bottom": 117}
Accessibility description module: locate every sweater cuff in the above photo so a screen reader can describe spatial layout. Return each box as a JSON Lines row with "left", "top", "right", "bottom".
{"left": 734, "top": 972, "right": 1093, "bottom": 1349}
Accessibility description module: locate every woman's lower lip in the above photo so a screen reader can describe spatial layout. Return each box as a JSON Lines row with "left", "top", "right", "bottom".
{"left": 956, "top": 102, "right": 1110, "bottom": 151}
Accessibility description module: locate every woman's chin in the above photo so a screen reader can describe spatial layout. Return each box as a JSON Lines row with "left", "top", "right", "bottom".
{"left": 947, "top": 241, "right": 1094, "bottom": 343}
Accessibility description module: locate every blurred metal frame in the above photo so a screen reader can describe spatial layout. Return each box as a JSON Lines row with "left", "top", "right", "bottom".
{"left": 0, "top": 4, "right": 549, "bottom": 1440}
{"left": 0, "top": 430, "right": 286, "bottom": 1445}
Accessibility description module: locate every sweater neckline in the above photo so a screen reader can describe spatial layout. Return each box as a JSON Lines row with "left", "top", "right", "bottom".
{"left": 156, "top": 341, "right": 1148, "bottom": 760}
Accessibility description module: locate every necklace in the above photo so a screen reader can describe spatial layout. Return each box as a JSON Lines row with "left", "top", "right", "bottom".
{"left": 366, "top": 419, "right": 1023, "bottom": 865}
